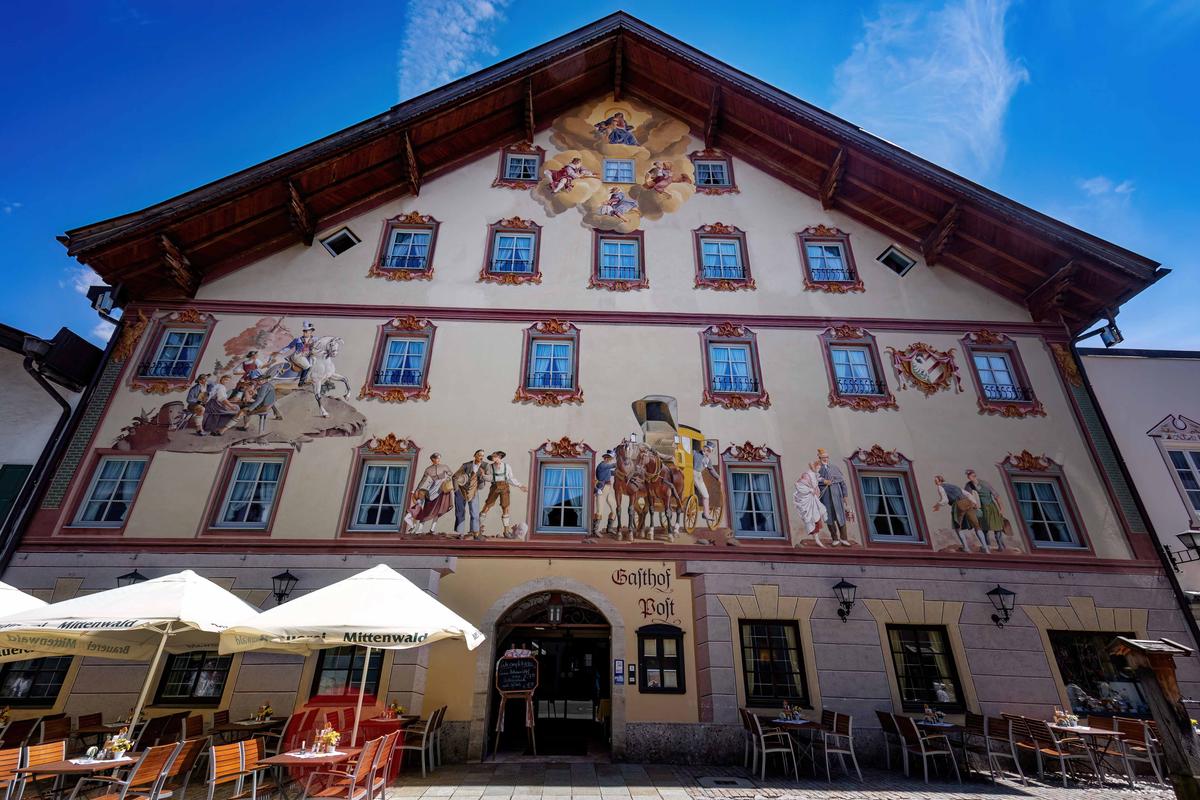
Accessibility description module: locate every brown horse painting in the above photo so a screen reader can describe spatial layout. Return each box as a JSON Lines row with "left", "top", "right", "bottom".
{"left": 613, "top": 440, "right": 683, "bottom": 540}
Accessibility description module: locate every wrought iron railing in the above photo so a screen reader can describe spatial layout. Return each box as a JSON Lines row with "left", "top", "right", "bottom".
{"left": 810, "top": 268, "right": 854, "bottom": 282}
{"left": 138, "top": 359, "right": 193, "bottom": 378}
{"left": 981, "top": 383, "right": 1034, "bottom": 402}
{"left": 374, "top": 368, "right": 422, "bottom": 386}
{"left": 836, "top": 377, "right": 887, "bottom": 396}
{"left": 711, "top": 376, "right": 760, "bottom": 393}
{"left": 379, "top": 255, "right": 428, "bottom": 270}
{"left": 527, "top": 372, "right": 574, "bottom": 389}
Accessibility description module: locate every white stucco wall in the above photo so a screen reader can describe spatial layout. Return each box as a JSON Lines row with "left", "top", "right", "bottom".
{"left": 0, "top": 348, "right": 81, "bottom": 466}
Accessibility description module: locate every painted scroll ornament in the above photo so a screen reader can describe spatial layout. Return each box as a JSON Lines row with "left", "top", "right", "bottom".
{"left": 887, "top": 343, "right": 963, "bottom": 397}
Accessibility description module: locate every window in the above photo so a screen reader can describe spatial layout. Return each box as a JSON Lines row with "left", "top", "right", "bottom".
{"left": 1012, "top": 479, "right": 1080, "bottom": 547}
{"left": 807, "top": 243, "right": 851, "bottom": 281}
{"left": 351, "top": 461, "right": 411, "bottom": 530}
{"left": 598, "top": 239, "right": 639, "bottom": 281}
{"left": 603, "top": 158, "right": 635, "bottom": 183}
{"left": 528, "top": 339, "right": 574, "bottom": 390}
{"left": 310, "top": 646, "right": 383, "bottom": 698}
{"left": 693, "top": 224, "right": 754, "bottom": 290}
{"left": 383, "top": 230, "right": 431, "bottom": 271}
{"left": 729, "top": 469, "right": 781, "bottom": 537}
{"left": 538, "top": 463, "right": 587, "bottom": 533}
{"left": 638, "top": 625, "right": 685, "bottom": 694}
{"left": 708, "top": 344, "right": 755, "bottom": 393}
{"left": 377, "top": 337, "right": 426, "bottom": 386}
{"left": 214, "top": 456, "right": 285, "bottom": 530}
{"left": 155, "top": 651, "right": 232, "bottom": 705}
{"left": 74, "top": 456, "right": 147, "bottom": 527}
{"left": 369, "top": 213, "right": 439, "bottom": 281}
{"left": 1047, "top": 631, "right": 1149, "bottom": 717}
{"left": 504, "top": 153, "right": 539, "bottom": 182}
{"left": 859, "top": 473, "right": 918, "bottom": 542}
{"left": 831, "top": 346, "right": 883, "bottom": 396}
{"left": 688, "top": 149, "right": 738, "bottom": 194}
{"left": 0, "top": 657, "right": 72, "bottom": 706}
{"left": 878, "top": 245, "right": 916, "bottom": 276}
{"left": 493, "top": 233, "right": 535, "bottom": 273}
{"left": 886, "top": 625, "right": 964, "bottom": 711}
{"left": 1167, "top": 449, "right": 1200, "bottom": 515}
{"left": 962, "top": 331, "right": 1044, "bottom": 417}
{"left": 700, "top": 239, "right": 743, "bottom": 280}
{"left": 493, "top": 144, "right": 545, "bottom": 188}
{"left": 481, "top": 217, "right": 543, "bottom": 285}
{"left": 739, "top": 621, "right": 807, "bottom": 706}
{"left": 700, "top": 324, "right": 769, "bottom": 409}
{"left": 320, "top": 227, "right": 360, "bottom": 257}
{"left": 798, "top": 226, "right": 862, "bottom": 292}
{"left": 694, "top": 161, "right": 729, "bottom": 187}
{"left": 141, "top": 329, "right": 204, "bottom": 378}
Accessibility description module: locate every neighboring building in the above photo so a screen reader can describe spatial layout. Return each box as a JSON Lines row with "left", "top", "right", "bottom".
{"left": 3, "top": 14, "right": 1193, "bottom": 763}
{"left": 1080, "top": 348, "right": 1200, "bottom": 605}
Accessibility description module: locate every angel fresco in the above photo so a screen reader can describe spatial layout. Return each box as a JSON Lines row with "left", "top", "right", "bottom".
{"left": 598, "top": 187, "right": 638, "bottom": 222}
{"left": 643, "top": 161, "right": 691, "bottom": 193}
{"left": 593, "top": 111, "right": 637, "bottom": 145}
{"left": 546, "top": 157, "right": 595, "bottom": 194}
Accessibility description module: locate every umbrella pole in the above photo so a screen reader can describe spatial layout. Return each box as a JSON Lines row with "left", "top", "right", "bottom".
{"left": 351, "top": 645, "right": 371, "bottom": 747}
{"left": 131, "top": 627, "right": 170, "bottom": 730}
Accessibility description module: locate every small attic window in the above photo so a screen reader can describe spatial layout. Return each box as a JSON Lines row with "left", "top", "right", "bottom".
{"left": 320, "top": 228, "right": 360, "bottom": 257}
{"left": 878, "top": 245, "right": 916, "bottom": 277}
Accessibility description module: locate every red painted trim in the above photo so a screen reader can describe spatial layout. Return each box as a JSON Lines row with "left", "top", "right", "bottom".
{"left": 687, "top": 149, "right": 739, "bottom": 195}
{"left": 845, "top": 450, "right": 933, "bottom": 550}
{"left": 514, "top": 321, "right": 583, "bottom": 406}
{"left": 56, "top": 449, "right": 157, "bottom": 537}
{"left": 356, "top": 317, "right": 436, "bottom": 403}
{"left": 480, "top": 218, "right": 543, "bottom": 286}
{"left": 590, "top": 229, "right": 649, "bottom": 291}
{"left": 128, "top": 309, "right": 217, "bottom": 394}
{"left": 336, "top": 439, "right": 420, "bottom": 538}
{"left": 197, "top": 447, "right": 294, "bottom": 537}
{"left": 699, "top": 324, "right": 770, "bottom": 410}
{"left": 492, "top": 142, "right": 546, "bottom": 190}
{"left": 797, "top": 226, "right": 864, "bottom": 294}
{"left": 135, "top": 299, "right": 1070, "bottom": 340}
{"left": 719, "top": 444, "right": 791, "bottom": 543}
{"left": 367, "top": 213, "right": 440, "bottom": 282}
{"left": 819, "top": 326, "right": 898, "bottom": 412}
{"left": 527, "top": 438, "right": 597, "bottom": 536}
{"left": 692, "top": 223, "right": 755, "bottom": 291}
{"left": 998, "top": 457, "right": 1095, "bottom": 556}
{"left": 960, "top": 331, "right": 1046, "bottom": 418}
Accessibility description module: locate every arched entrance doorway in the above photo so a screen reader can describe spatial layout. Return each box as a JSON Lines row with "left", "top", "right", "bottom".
{"left": 489, "top": 591, "right": 611, "bottom": 758}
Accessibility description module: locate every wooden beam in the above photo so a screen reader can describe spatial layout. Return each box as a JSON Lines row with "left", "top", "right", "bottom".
{"left": 160, "top": 234, "right": 198, "bottom": 296}
{"left": 704, "top": 85, "right": 721, "bottom": 149}
{"left": 921, "top": 202, "right": 960, "bottom": 266}
{"left": 1025, "top": 259, "right": 1078, "bottom": 320}
{"left": 819, "top": 147, "right": 846, "bottom": 210}
{"left": 286, "top": 180, "right": 316, "bottom": 246}
{"left": 612, "top": 36, "right": 623, "bottom": 101}
{"left": 524, "top": 78, "right": 535, "bottom": 143}
{"left": 403, "top": 131, "right": 420, "bottom": 196}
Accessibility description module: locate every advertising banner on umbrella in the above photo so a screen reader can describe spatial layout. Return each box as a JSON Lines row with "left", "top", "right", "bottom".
{"left": 0, "top": 581, "right": 49, "bottom": 663}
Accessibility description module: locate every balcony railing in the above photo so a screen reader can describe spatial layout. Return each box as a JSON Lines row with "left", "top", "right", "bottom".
{"left": 711, "top": 376, "right": 760, "bottom": 393}
{"left": 375, "top": 368, "right": 423, "bottom": 387}
{"left": 527, "top": 372, "right": 574, "bottom": 390}
{"left": 379, "top": 255, "right": 428, "bottom": 270}
{"left": 836, "top": 377, "right": 887, "bottom": 396}
{"left": 491, "top": 260, "right": 533, "bottom": 274}
{"left": 981, "top": 383, "right": 1035, "bottom": 402}
{"left": 138, "top": 359, "right": 194, "bottom": 378}
{"left": 810, "top": 268, "right": 855, "bottom": 282}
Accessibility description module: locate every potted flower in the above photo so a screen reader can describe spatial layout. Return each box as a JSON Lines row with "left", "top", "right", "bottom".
{"left": 387, "top": 701, "right": 406, "bottom": 719}
{"left": 315, "top": 726, "right": 340, "bottom": 753}
{"left": 101, "top": 728, "right": 134, "bottom": 760}
{"left": 254, "top": 703, "right": 273, "bottom": 722}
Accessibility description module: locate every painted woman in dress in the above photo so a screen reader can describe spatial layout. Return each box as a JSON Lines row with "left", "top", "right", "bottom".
{"left": 599, "top": 187, "right": 638, "bottom": 222}
{"left": 964, "top": 469, "right": 1009, "bottom": 551}
{"left": 593, "top": 111, "right": 637, "bottom": 145}
{"left": 792, "top": 459, "right": 828, "bottom": 547}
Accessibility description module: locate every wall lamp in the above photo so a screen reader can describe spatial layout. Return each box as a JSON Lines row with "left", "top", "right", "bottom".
{"left": 116, "top": 570, "right": 148, "bottom": 587}
{"left": 833, "top": 579, "right": 857, "bottom": 623}
{"left": 547, "top": 593, "right": 564, "bottom": 625}
{"left": 986, "top": 585, "right": 1017, "bottom": 628}
{"left": 1164, "top": 530, "right": 1200, "bottom": 573}
{"left": 271, "top": 570, "right": 300, "bottom": 605}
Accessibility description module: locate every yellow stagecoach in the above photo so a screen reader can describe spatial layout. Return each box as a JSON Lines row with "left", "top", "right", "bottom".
{"left": 631, "top": 395, "right": 721, "bottom": 533}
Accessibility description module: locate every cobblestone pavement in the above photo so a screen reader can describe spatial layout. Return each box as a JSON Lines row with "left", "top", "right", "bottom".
{"left": 383, "top": 762, "right": 1172, "bottom": 800}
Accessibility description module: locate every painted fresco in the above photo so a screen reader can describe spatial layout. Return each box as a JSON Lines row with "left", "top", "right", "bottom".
{"left": 113, "top": 317, "right": 365, "bottom": 453}
{"left": 534, "top": 96, "right": 696, "bottom": 232}
{"left": 930, "top": 470, "right": 1024, "bottom": 554}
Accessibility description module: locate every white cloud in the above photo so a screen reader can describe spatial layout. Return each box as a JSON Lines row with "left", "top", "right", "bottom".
{"left": 831, "top": 0, "right": 1028, "bottom": 179}
{"left": 397, "top": 0, "right": 510, "bottom": 101}
{"left": 60, "top": 264, "right": 106, "bottom": 296}
{"left": 91, "top": 320, "right": 116, "bottom": 344}
{"left": 0, "top": 199, "right": 22, "bottom": 215}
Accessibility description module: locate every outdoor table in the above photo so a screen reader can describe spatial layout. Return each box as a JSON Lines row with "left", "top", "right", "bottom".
{"left": 1049, "top": 725, "right": 1128, "bottom": 785}
{"left": 211, "top": 717, "right": 284, "bottom": 741}
{"left": 16, "top": 754, "right": 139, "bottom": 800}
{"left": 73, "top": 722, "right": 127, "bottom": 747}
{"left": 257, "top": 746, "right": 363, "bottom": 767}
{"left": 770, "top": 718, "right": 820, "bottom": 775}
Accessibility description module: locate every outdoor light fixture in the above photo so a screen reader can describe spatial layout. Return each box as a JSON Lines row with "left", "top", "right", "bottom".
{"left": 1163, "top": 530, "right": 1200, "bottom": 572}
{"left": 116, "top": 570, "right": 148, "bottom": 587}
{"left": 271, "top": 570, "right": 299, "bottom": 605}
{"left": 986, "top": 585, "right": 1017, "bottom": 628}
{"left": 832, "top": 579, "right": 857, "bottom": 622}
{"left": 547, "top": 593, "right": 564, "bottom": 625}
{"left": 1075, "top": 310, "right": 1124, "bottom": 350}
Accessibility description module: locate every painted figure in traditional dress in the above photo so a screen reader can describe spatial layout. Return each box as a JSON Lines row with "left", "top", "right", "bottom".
{"left": 593, "top": 451, "right": 618, "bottom": 537}
{"left": 546, "top": 157, "right": 594, "bottom": 193}
{"left": 452, "top": 449, "right": 486, "bottom": 540}
{"left": 276, "top": 321, "right": 316, "bottom": 386}
{"left": 240, "top": 350, "right": 267, "bottom": 380}
{"left": 932, "top": 475, "right": 988, "bottom": 553}
{"left": 964, "top": 469, "right": 1009, "bottom": 551}
{"left": 817, "top": 449, "right": 853, "bottom": 545}
{"left": 792, "top": 459, "right": 829, "bottom": 547}
{"left": 201, "top": 375, "right": 240, "bottom": 436}
{"left": 694, "top": 442, "right": 719, "bottom": 525}
{"left": 593, "top": 111, "right": 637, "bottom": 145}
{"left": 642, "top": 160, "right": 690, "bottom": 193}
{"left": 599, "top": 187, "right": 638, "bottom": 222}
{"left": 217, "top": 377, "right": 283, "bottom": 435}
{"left": 479, "top": 451, "right": 527, "bottom": 539}
{"left": 183, "top": 373, "right": 212, "bottom": 434}
{"left": 407, "top": 453, "right": 454, "bottom": 535}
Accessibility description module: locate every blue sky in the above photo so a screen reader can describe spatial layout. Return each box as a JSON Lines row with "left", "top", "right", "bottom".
{"left": 1, "top": 0, "right": 1197, "bottom": 347}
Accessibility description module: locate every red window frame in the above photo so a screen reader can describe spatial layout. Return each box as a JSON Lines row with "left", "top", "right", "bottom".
{"left": 367, "top": 212, "right": 440, "bottom": 281}
{"left": 527, "top": 437, "right": 596, "bottom": 539}
{"left": 797, "top": 225, "right": 863, "bottom": 293}
{"left": 338, "top": 435, "right": 420, "bottom": 537}
{"left": 846, "top": 445, "right": 930, "bottom": 550}
{"left": 693, "top": 223, "right": 755, "bottom": 291}
{"left": 199, "top": 447, "right": 293, "bottom": 537}
{"left": 719, "top": 442, "right": 790, "bottom": 542}
{"left": 514, "top": 320, "right": 583, "bottom": 406}
{"left": 687, "top": 149, "right": 739, "bottom": 195}
{"left": 999, "top": 451, "right": 1091, "bottom": 553}
{"left": 819, "top": 325, "right": 898, "bottom": 412}
{"left": 590, "top": 230, "right": 648, "bottom": 291}
{"left": 492, "top": 142, "right": 546, "bottom": 189}
{"left": 700, "top": 323, "right": 770, "bottom": 410}
{"left": 357, "top": 316, "right": 436, "bottom": 404}
{"left": 480, "top": 217, "right": 542, "bottom": 286}
{"left": 61, "top": 449, "right": 155, "bottom": 536}
{"left": 961, "top": 330, "right": 1046, "bottom": 418}
{"left": 129, "top": 309, "right": 217, "bottom": 394}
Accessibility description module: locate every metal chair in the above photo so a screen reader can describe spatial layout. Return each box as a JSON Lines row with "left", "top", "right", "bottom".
{"left": 1022, "top": 717, "right": 1099, "bottom": 787}
{"left": 816, "top": 710, "right": 861, "bottom": 782}
{"left": 1114, "top": 717, "right": 1163, "bottom": 785}
{"left": 158, "top": 737, "right": 207, "bottom": 799}
{"left": 0, "top": 720, "right": 39, "bottom": 750}
{"left": 67, "top": 741, "right": 182, "bottom": 800}
{"left": 301, "top": 735, "right": 381, "bottom": 800}
{"left": 748, "top": 713, "right": 797, "bottom": 781}
{"left": 205, "top": 739, "right": 270, "bottom": 800}
{"left": 893, "top": 715, "right": 960, "bottom": 784}
{"left": 874, "top": 710, "right": 901, "bottom": 770}
{"left": 738, "top": 709, "right": 758, "bottom": 773}
{"left": 0, "top": 747, "right": 20, "bottom": 800}
{"left": 368, "top": 730, "right": 400, "bottom": 800}
{"left": 396, "top": 708, "right": 442, "bottom": 778}
{"left": 15, "top": 740, "right": 67, "bottom": 800}
{"left": 964, "top": 713, "right": 1024, "bottom": 783}
{"left": 38, "top": 717, "right": 71, "bottom": 745}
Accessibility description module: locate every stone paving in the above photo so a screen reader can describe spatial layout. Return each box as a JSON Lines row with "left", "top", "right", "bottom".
{"left": 383, "top": 762, "right": 1172, "bottom": 800}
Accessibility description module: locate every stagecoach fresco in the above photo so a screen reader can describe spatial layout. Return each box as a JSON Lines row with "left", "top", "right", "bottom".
{"left": 605, "top": 396, "right": 722, "bottom": 541}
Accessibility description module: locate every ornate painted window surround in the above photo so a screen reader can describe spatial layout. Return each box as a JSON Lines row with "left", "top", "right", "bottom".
{"left": 692, "top": 222, "right": 755, "bottom": 291}
{"left": 198, "top": 447, "right": 293, "bottom": 537}
{"left": 357, "top": 316, "right": 436, "bottom": 404}
{"left": 699, "top": 322, "right": 770, "bottom": 410}
{"left": 846, "top": 445, "right": 929, "bottom": 549}
{"left": 797, "top": 225, "right": 864, "bottom": 293}
{"left": 492, "top": 142, "right": 546, "bottom": 190}
{"left": 590, "top": 229, "right": 648, "bottom": 291}
{"left": 961, "top": 330, "right": 1046, "bottom": 418}
{"left": 687, "top": 148, "right": 739, "bottom": 195}
{"left": 999, "top": 450, "right": 1091, "bottom": 553}
{"left": 130, "top": 308, "right": 217, "bottom": 395}
{"left": 480, "top": 217, "right": 543, "bottom": 286}
{"left": 337, "top": 434, "right": 421, "bottom": 538}
{"left": 819, "top": 325, "right": 898, "bottom": 412}
{"left": 514, "top": 320, "right": 583, "bottom": 406}
{"left": 720, "top": 442, "right": 789, "bottom": 542}
{"left": 59, "top": 449, "right": 155, "bottom": 537}
{"left": 1146, "top": 414, "right": 1200, "bottom": 529}
{"left": 528, "top": 437, "right": 596, "bottom": 538}
{"left": 368, "top": 212, "right": 440, "bottom": 281}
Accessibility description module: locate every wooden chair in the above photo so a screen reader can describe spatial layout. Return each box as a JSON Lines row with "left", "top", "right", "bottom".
{"left": 874, "top": 710, "right": 901, "bottom": 770}
{"left": 73, "top": 714, "right": 104, "bottom": 750}
{"left": 205, "top": 740, "right": 270, "bottom": 800}
{"left": 158, "top": 737, "right": 207, "bottom": 799}
{"left": 301, "top": 736, "right": 380, "bottom": 800}
{"left": 15, "top": 740, "right": 67, "bottom": 800}
{"left": 1114, "top": 717, "right": 1164, "bottom": 784}
{"left": 0, "top": 720, "right": 39, "bottom": 750}
{"left": 183, "top": 715, "right": 204, "bottom": 741}
{"left": 1022, "top": 717, "right": 1099, "bottom": 787}
{"left": 238, "top": 738, "right": 280, "bottom": 798}
{"left": 0, "top": 746, "right": 23, "bottom": 800}
{"left": 738, "top": 709, "right": 758, "bottom": 772}
{"left": 134, "top": 716, "right": 172, "bottom": 749}
{"left": 964, "top": 714, "right": 1024, "bottom": 783}
{"left": 816, "top": 710, "right": 861, "bottom": 782}
{"left": 67, "top": 742, "right": 182, "bottom": 800}
{"left": 748, "top": 713, "right": 797, "bottom": 781}
{"left": 368, "top": 730, "right": 400, "bottom": 800}
{"left": 38, "top": 717, "right": 71, "bottom": 745}
{"left": 430, "top": 706, "right": 447, "bottom": 769}
{"left": 893, "top": 715, "right": 960, "bottom": 784}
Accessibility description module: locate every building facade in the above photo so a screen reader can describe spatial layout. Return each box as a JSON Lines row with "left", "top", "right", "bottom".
{"left": 2, "top": 14, "right": 1193, "bottom": 764}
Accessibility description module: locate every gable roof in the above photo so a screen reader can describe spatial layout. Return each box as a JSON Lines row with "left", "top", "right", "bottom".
{"left": 59, "top": 12, "right": 1167, "bottom": 333}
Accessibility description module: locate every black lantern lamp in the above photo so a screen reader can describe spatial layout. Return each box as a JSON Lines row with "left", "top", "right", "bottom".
{"left": 547, "top": 593, "right": 564, "bottom": 625}
{"left": 116, "top": 570, "right": 148, "bottom": 587}
{"left": 986, "top": 584, "right": 1017, "bottom": 627}
{"left": 271, "top": 570, "right": 299, "bottom": 605}
{"left": 1161, "top": 530, "right": 1200, "bottom": 572}
{"left": 833, "top": 579, "right": 857, "bottom": 622}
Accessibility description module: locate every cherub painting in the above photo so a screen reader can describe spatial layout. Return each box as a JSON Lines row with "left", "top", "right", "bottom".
{"left": 546, "top": 157, "right": 595, "bottom": 194}
{"left": 598, "top": 187, "right": 638, "bottom": 222}
{"left": 643, "top": 161, "right": 691, "bottom": 193}
{"left": 593, "top": 111, "right": 637, "bottom": 145}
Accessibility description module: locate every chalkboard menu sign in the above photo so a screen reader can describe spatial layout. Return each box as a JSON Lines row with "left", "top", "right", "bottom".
{"left": 495, "top": 655, "right": 538, "bottom": 693}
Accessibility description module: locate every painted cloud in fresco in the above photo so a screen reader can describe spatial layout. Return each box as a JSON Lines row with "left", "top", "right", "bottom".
{"left": 533, "top": 96, "right": 696, "bottom": 232}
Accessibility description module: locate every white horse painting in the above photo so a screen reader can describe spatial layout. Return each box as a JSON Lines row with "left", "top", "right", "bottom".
{"left": 297, "top": 335, "right": 351, "bottom": 416}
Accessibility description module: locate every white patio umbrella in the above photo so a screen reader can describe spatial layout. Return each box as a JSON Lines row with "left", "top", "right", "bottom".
{"left": 0, "top": 570, "right": 258, "bottom": 726}
{"left": 220, "top": 564, "right": 485, "bottom": 745}
{"left": 0, "top": 581, "right": 49, "bottom": 663}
